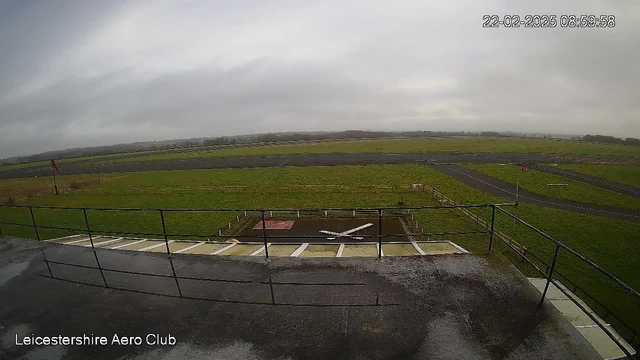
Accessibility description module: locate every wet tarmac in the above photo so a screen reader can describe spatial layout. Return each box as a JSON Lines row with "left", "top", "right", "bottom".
{"left": 0, "top": 236, "right": 602, "bottom": 360}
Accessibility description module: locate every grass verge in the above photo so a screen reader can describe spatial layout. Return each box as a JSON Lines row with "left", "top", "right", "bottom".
{"left": 555, "top": 164, "right": 640, "bottom": 189}
{"left": 463, "top": 163, "right": 640, "bottom": 210}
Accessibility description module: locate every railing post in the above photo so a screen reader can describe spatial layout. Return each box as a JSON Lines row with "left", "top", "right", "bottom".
{"left": 159, "top": 210, "right": 171, "bottom": 255}
{"left": 378, "top": 209, "right": 383, "bottom": 259}
{"left": 488, "top": 205, "right": 496, "bottom": 254}
{"left": 83, "top": 209, "right": 95, "bottom": 249}
{"left": 261, "top": 210, "right": 269, "bottom": 259}
{"left": 159, "top": 210, "right": 182, "bottom": 296}
{"left": 168, "top": 256, "right": 183, "bottom": 297}
{"left": 539, "top": 243, "right": 561, "bottom": 307}
{"left": 29, "top": 206, "right": 41, "bottom": 241}
{"left": 84, "top": 209, "right": 108, "bottom": 288}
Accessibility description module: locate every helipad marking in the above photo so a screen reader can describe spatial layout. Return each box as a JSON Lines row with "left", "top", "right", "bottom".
{"left": 63, "top": 237, "right": 92, "bottom": 245}
{"left": 45, "top": 234, "right": 83, "bottom": 242}
{"left": 250, "top": 244, "right": 271, "bottom": 256}
{"left": 290, "top": 243, "right": 309, "bottom": 257}
{"left": 336, "top": 244, "right": 345, "bottom": 257}
{"left": 89, "top": 238, "right": 123, "bottom": 247}
{"left": 412, "top": 241, "right": 426, "bottom": 255}
{"left": 174, "top": 242, "right": 205, "bottom": 254}
{"left": 139, "top": 241, "right": 173, "bottom": 252}
{"left": 211, "top": 242, "right": 237, "bottom": 255}
{"left": 449, "top": 242, "right": 470, "bottom": 254}
{"left": 111, "top": 239, "right": 146, "bottom": 249}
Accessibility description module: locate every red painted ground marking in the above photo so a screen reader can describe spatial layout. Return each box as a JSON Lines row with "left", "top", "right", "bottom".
{"left": 252, "top": 220, "right": 295, "bottom": 230}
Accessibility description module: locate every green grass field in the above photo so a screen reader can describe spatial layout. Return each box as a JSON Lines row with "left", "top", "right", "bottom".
{"left": 84, "top": 137, "right": 640, "bottom": 166}
{"left": 0, "top": 145, "right": 194, "bottom": 172}
{"left": 555, "top": 164, "right": 640, "bottom": 189}
{"left": 1, "top": 164, "right": 639, "bottom": 340}
{"left": 463, "top": 163, "right": 640, "bottom": 210}
{"left": 0, "top": 152, "right": 147, "bottom": 172}
{"left": 0, "top": 174, "right": 125, "bottom": 204}
{"left": 4, "top": 137, "right": 640, "bottom": 172}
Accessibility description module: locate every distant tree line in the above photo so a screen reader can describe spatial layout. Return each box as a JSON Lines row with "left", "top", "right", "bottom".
{"left": 580, "top": 134, "right": 640, "bottom": 146}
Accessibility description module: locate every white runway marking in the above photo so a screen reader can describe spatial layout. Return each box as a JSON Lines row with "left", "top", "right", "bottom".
{"left": 90, "top": 238, "right": 123, "bottom": 247}
{"left": 291, "top": 243, "right": 309, "bottom": 257}
{"left": 320, "top": 223, "right": 373, "bottom": 240}
{"left": 412, "top": 241, "right": 426, "bottom": 255}
{"left": 250, "top": 244, "right": 270, "bottom": 256}
{"left": 449, "top": 242, "right": 470, "bottom": 254}
{"left": 211, "top": 242, "right": 237, "bottom": 255}
{"left": 336, "top": 243, "right": 345, "bottom": 257}
{"left": 63, "top": 237, "right": 92, "bottom": 245}
{"left": 111, "top": 239, "right": 146, "bottom": 249}
{"left": 174, "top": 242, "right": 205, "bottom": 254}
{"left": 45, "top": 234, "right": 83, "bottom": 242}
{"left": 139, "top": 241, "right": 173, "bottom": 252}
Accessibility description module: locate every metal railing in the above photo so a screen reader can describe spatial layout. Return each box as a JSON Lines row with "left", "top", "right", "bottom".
{"left": 0, "top": 202, "right": 638, "bottom": 357}
{"left": 494, "top": 205, "right": 639, "bottom": 359}
{"left": 0, "top": 203, "right": 502, "bottom": 259}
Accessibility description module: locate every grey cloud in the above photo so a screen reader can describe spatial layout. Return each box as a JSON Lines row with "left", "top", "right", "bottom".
{"left": 0, "top": 0, "right": 639, "bottom": 158}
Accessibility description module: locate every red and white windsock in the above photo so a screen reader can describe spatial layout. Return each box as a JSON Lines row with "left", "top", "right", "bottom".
{"left": 51, "top": 160, "right": 61, "bottom": 174}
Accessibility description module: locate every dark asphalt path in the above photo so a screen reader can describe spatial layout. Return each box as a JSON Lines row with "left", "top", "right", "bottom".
{"left": 0, "top": 152, "right": 570, "bottom": 179}
{"left": 519, "top": 163, "right": 640, "bottom": 199}
{"left": 428, "top": 163, "right": 640, "bottom": 223}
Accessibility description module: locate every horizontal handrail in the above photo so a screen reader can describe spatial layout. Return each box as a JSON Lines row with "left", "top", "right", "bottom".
{"left": 0, "top": 203, "right": 516, "bottom": 212}
{"left": 495, "top": 205, "right": 640, "bottom": 302}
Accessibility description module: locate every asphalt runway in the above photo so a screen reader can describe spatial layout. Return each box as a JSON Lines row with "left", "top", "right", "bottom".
{"left": 0, "top": 152, "right": 600, "bottom": 179}
{"left": 428, "top": 163, "right": 640, "bottom": 223}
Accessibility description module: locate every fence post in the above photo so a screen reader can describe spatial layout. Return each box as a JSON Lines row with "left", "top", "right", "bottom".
{"left": 539, "top": 243, "right": 561, "bottom": 307}
{"left": 159, "top": 210, "right": 171, "bottom": 255}
{"left": 29, "top": 206, "right": 41, "bottom": 241}
{"left": 488, "top": 205, "right": 496, "bottom": 254}
{"left": 83, "top": 209, "right": 95, "bottom": 249}
{"left": 261, "top": 210, "right": 269, "bottom": 259}
{"left": 378, "top": 209, "right": 383, "bottom": 259}
{"left": 84, "top": 209, "right": 108, "bottom": 288}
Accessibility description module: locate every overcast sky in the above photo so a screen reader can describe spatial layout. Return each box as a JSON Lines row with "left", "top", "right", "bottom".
{"left": 1, "top": 0, "right": 638, "bottom": 157}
